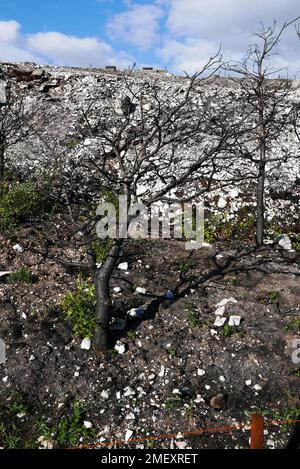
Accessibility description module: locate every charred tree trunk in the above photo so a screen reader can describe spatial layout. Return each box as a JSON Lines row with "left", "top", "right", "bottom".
{"left": 256, "top": 132, "right": 266, "bottom": 248}
{"left": 92, "top": 240, "right": 123, "bottom": 352}
{"left": 0, "top": 141, "right": 4, "bottom": 195}
{"left": 256, "top": 162, "right": 265, "bottom": 247}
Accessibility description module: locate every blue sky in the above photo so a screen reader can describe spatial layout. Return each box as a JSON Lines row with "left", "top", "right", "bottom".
{"left": 0, "top": 0, "right": 300, "bottom": 74}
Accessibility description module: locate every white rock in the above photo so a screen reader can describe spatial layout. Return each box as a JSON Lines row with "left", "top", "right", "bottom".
{"left": 0, "top": 271, "right": 11, "bottom": 278}
{"left": 100, "top": 390, "right": 109, "bottom": 399}
{"left": 253, "top": 384, "right": 262, "bottom": 391}
{"left": 214, "top": 306, "right": 226, "bottom": 316}
{"left": 2, "top": 376, "right": 8, "bottom": 383}
{"left": 214, "top": 317, "right": 227, "bottom": 327}
{"left": 205, "top": 385, "right": 211, "bottom": 390}
{"left": 210, "top": 329, "right": 218, "bottom": 336}
{"left": 81, "top": 338, "right": 91, "bottom": 350}
{"left": 125, "top": 429, "right": 134, "bottom": 442}
{"left": 245, "top": 380, "right": 252, "bottom": 386}
{"left": 135, "top": 287, "right": 147, "bottom": 294}
{"left": 123, "top": 386, "right": 135, "bottom": 397}
{"left": 21, "top": 312, "right": 27, "bottom": 319}
{"left": 148, "top": 373, "right": 155, "bottom": 381}
{"left": 13, "top": 243, "right": 24, "bottom": 253}
{"left": 37, "top": 436, "right": 54, "bottom": 449}
{"left": 228, "top": 315, "right": 241, "bottom": 326}
{"left": 116, "top": 391, "right": 121, "bottom": 400}
{"left": 277, "top": 234, "right": 292, "bottom": 251}
{"left": 83, "top": 421, "right": 93, "bottom": 429}
{"left": 217, "top": 196, "right": 227, "bottom": 208}
{"left": 127, "top": 307, "right": 144, "bottom": 318}
{"left": 125, "top": 413, "right": 135, "bottom": 420}
{"left": 219, "top": 375, "right": 226, "bottom": 382}
{"left": 29, "top": 355, "right": 35, "bottom": 361}
{"left": 216, "top": 297, "right": 237, "bottom": 308}
{"left": 74, "top": 371, "right": 79, "bottom": 377}
{"left": 118, "top": 262, "right": 128, "bottom": 270}
{"left": 113, "top": 287, "right": 122, "bottom": 293}
{"left": 194, "top": 395, "right": 205, "bottom": 403}
{"left": 197, "top": 369, "right": 206, "bottom": 377}
{"left": 159, "top": 366, "right": 165, "bottom": 377}
{"left": 114, "top": 341, "right": 126, "bottom": 354}
{"left": 267, "top": 439, "right": 275, "bottom": 449}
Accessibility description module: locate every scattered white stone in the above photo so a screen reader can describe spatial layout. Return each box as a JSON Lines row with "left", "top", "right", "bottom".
{"left": 29, "top": 355, "right": 35, "bottom": 361}
{"left": 74, "top": 371, "right": 79, "bottom": 377}
{"left": 216, "top": 254, "right": 224, "bottom": 259}
{"left": 125, "top": 429, "right": 134, "bottom": 442}
{"left": 0, "top": 271, "right": 11, "bottom": 278}
{"left": 2, "top": 376, "right": 8, "bottom": 383}
{"left": 125, "top": 413, "right": 135, "bottom": 420}
{"left": 216, "top": 297, "right": 237, "bottom": 308}
{"left": 267, "top": 439, "right": 275, "bottom": 449}
{"left": 159, "top": 366, "right": 165, "bottom": 377}
{"left": 277, "top": 234, "right": 292, "bottom": 251}
{"left": 210, "top": 329, "right": 218, "bottom": 336}
{"left": 253, "top": 384, "right": 262, "bottom": 391}
{"left": 214, "top": 317, "right": 227, "bottom": 327}
{"left": 127, "top": 307, "right": 144, "bottom": 318}
{"left": 165, "top": 290, "right": 174, "bottom": 300}
{"left": 123, "top": 386, "right": 135, "bottom": 397}
{"left": 205, "top": 385, "right": 211, "bottom": 390}
{"left": 214, "top": 306, "right": 226, "bottom": 316}
{"left": 114, "top": 341, "right": 126, "bottom": 354}
{"left": 197, "top": 369, "right": 206, "bottom": 377}
{"left": 219, "top": 375, "right": 226, "bottom": 382}
{"left": 135, "top": 287, "right": 147, "bottom": 294}
{"left": 13, "top": 243, "right": 24, "bottom": 253}
{"left": 246, "top": 380, "right": 252, "bottom": 386}
{"left": 116, "top": 391, "right": 121, "bottom": 400}
{"left": 83, "top": 421, "right": 93, "bottom": 429}
{"left": 100, "top": 390, "right": 109, "bottom": 399}
{"left": 228, "top": 315, "right": 241, "bottom": 326}
{"left": 172, "top": 389, "right": 180, "bottom": 395}
{"left": 118, "top": 262, "right": 128, "bottom": 270}
{"left": 113, "top": 287, "right": 122, "bottom": 293}
{"left": 148, "top": 374, "right": 155, "bottom": 381}
{"left": 81, "top": 338, "right": 91, "bottom": 350}
{"left": 21, "top": 312, "right": 27, "bottom": 319}
{"left": 194, "top": 395, "right": 205, "bottom": 404}
{"left": 218, "top": 196, "right": 227, "bottom": 208}
{"left": 37, "top": 436, "right": 54, "bottom": 449}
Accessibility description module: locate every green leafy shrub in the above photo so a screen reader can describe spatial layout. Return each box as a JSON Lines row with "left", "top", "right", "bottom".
{"left": 61, "top": 278, "right": 96, "bottom": 338}
{"left": 0, "top": 181, "right": 52, "bottom": 230}
{"left": 55, "top": 402, "right": 95, "bottom": 447}
{"left": 9, "top": 267, "right": 33, "bottom": 284}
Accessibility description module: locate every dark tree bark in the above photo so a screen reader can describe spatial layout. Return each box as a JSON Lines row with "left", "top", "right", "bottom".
{"left": 92, "top": 240, "right": 123, "bottom": 352}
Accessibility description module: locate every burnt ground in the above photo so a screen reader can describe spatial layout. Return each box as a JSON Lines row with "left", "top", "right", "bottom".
{"left": 0, "top": 224, "right": 300, "bottom": 449}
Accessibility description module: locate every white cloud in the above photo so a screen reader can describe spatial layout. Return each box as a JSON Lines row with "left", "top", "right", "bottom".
{"left": 107, "top": 3, "right": 164, "bottom": 51}
{"left": 26, "top": 32, "right": 131, "bottom": 67}
{"left": 158, "top": 0, "right": 300, "bottom": 74}
{"left": 0, "top": 20, "right": 132, "bottom": 68}
{"left": 0, "top": 20, "right": 20, "bottom": 43}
